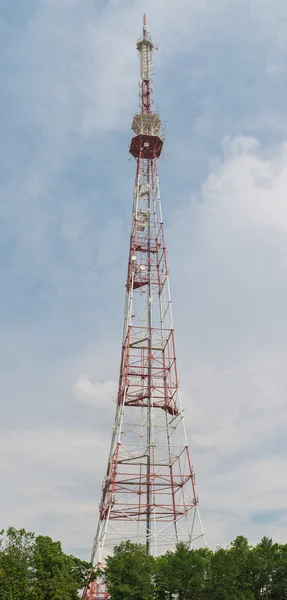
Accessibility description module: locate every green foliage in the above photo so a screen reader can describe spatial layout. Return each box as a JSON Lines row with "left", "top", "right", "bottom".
{"left": 104, "top": 540, "right": 155, "bottom": 600}
{"left": 1, "top": 529, "right": 287, "bottom": 600}
{"left": 0, "top": 528, "right": 91, "bottom": 600}
{"left": 155, "top": 542, "right": 212, "bottom": 600}
{"left": 103, "top": 536, "right": 287, "bottom": 600}
{"left": 0, "top": 527, "right": 35, "bottom": 600}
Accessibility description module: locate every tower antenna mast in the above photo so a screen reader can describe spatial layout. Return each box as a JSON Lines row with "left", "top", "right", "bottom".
{"left": 82, "top": 16, "right": 206, "bottom": 599}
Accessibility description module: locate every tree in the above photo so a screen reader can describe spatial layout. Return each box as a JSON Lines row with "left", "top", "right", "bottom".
{"left": 208, "top": 546, "right": 238, "bottom": 600}
{"left": 1, "top": 527, "right": 287, "bottom": 600}
{"left": 229, "top": 535, "right": 255, "bottom": 600}
{"left": 251, "top": 536, "right": 276, "bottom": 599}
{"left": 31, "top": 534, "right": 92, "bottom": 600}
{"left": 155, "top": 542, "right": 212, "bottom": 600}
{"left": 0, "top": 528, "right": 91, "bottom": 599}
{"left": 104, "top": 540, "right": 155, "bottom": 600}
{"left": 0, "top": 527, "right": 35, "bottom": 600}
{"left": 270, "top": 543, "right": 287, "bottom": 600}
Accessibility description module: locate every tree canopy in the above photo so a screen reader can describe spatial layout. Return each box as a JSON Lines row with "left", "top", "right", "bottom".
{"left": 1, "top": 528, "right": 287, "bottom": 599}
{"left": 105, "top": 536, "right": 287, "bottom": 600}
{"left": 0, "top": 527, "right": 91, "bottom": 600}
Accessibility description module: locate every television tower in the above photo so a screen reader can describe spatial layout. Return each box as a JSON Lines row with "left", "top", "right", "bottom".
{"left": 82, "top": 16, "right": 206, "bottom": 599}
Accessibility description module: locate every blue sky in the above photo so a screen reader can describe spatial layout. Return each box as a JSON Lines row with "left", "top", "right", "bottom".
{"left": 1, "top": 0, "right": 287, "bottom": 557}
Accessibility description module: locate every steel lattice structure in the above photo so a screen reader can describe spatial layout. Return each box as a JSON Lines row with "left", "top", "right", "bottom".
{"left": 82, "top": 16, "right": 206, "bottom": 600}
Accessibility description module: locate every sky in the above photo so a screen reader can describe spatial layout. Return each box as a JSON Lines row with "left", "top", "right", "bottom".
{"left": 1, "top": 0, "right": 287, "bottom": 558}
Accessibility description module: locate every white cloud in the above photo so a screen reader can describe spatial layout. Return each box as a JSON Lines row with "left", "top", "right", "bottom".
{"left": 0, "top": 428, "right": 110, "bottom": 554}
{"left": 7, "top": 0, "right": 247, "bottom": 140}
{"left": 166, "top": 135, "right": 287, "bottom": 546}
{"left": 199, "top": 454, "right": 287, "bottom": 547}
{"left": 202, "top": 136, "right": 287, "bottom": 231}
{"left": 72, "top": 376, "right": 117, "bottom": 408}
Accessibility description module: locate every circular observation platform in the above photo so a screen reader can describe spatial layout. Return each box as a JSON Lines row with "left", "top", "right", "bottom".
{"left": 129, "top": 134, "right": 163, "bottom": 159}
{"left": 129, "top": 113, "right": 164, "bottom": 159}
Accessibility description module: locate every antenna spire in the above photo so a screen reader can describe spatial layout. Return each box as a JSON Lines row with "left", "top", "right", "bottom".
{"left": 143, "top": 13, "right": 147, "bottom": 37}
{"left": 136, "top": 15, "right": 155, "bottom": 114}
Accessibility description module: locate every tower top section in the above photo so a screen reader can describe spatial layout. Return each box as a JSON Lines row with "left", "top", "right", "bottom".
{"left": 136, "top": 14, "right": 157, "bottom": 115}
{"left": 129, "top": 16, "right": 163, "bottom": 160}
{"left": 136, "top": 15, "right": 156, "bottom": 90}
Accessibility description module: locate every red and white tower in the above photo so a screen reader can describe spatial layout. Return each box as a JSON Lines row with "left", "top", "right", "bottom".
{"left": 83, "top": 16, "right": 205, "bottom": 599}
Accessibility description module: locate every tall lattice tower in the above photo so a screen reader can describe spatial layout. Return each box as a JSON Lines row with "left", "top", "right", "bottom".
{"left": 82, "top": 16, "right": 205, "bottom": 599}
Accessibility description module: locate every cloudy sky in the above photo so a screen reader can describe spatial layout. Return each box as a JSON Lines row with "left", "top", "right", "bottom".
{"left": 1, "top": 0, "right": 287, "bottom": 558}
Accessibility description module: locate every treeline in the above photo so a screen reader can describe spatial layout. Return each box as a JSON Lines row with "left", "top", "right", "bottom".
{"left": 105, "top": 537, "right": 287, "bottom": 600}
{"left": 0, "top": 527, "right": 91, "bottom": 599}
{"left": 1, "top": 528, "right": 287, "bottom": 599}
